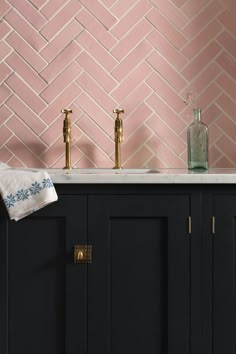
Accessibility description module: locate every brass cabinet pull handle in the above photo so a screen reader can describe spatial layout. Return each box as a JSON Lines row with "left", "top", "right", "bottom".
{"left": 74, "top": 245, "right": 92, "bottom": 263}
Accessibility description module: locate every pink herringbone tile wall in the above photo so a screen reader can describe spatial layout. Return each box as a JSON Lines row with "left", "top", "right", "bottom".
{"left": 0, "top": 0, "right": 236, "bottom": 168}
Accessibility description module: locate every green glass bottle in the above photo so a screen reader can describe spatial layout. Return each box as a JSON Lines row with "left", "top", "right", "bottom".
{"left": 187, "top": 108, "right": 208, "bottom": 170}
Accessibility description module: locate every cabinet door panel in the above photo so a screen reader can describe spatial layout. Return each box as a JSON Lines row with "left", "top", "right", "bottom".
{"left": 0, "top": 195, "right": 87, "bottom": 354}
{"left": 88, "top": 195, "right": 190, "bottom": 354}
{"left": 213, "top": 195, "right": 236, "bottom": 354}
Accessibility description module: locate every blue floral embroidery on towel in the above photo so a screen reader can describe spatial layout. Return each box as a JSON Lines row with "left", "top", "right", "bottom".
{"left": 3, "top": 178, "right": 54, "bottom": 208}
{"left": 16, "top": 189, "right": 30, "bottom": 201}
{"left": 4, "top": 194, "right": 16, "bottom": 208}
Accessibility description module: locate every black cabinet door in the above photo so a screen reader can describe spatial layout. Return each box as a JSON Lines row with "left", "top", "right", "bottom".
{"left": 213, "top": 194, "right": 236, "bottom": 354}
{"left": 0, "top": 195, "right": 87, "bottom": 354}
{"left": 88, "top": 194, "right": 190, "bottom": 354}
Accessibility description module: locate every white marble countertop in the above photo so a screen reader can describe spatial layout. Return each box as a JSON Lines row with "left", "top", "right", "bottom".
{"left": 45, "top": 168, "right": 236, "bottom": 184}
{"left": 2, "top": 167, "right": 236, "bottom": 184}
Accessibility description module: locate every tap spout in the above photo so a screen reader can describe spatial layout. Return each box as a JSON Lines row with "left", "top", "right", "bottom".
{"left": 113, "top": 109, "right": 124, "bottom": 169}
{"left": 62, "top": 109, "right": 72, "bottom": 169}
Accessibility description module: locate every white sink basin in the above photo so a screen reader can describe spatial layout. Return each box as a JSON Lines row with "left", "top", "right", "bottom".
{"left": 48, "top": 168, "right": 160, "bottom": 175}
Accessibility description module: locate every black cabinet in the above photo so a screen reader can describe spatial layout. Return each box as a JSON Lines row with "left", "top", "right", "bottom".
{"left": 212, "top": 192, "right": 236, "bottom": 354}
{"left": 0, "top": 195, "right": 88, "bottom": 354}
{"left": 88, "top": 194, "right": 190, "bottom": 354}
{"left": 0, "top": 183, "right": 236, "bottom": 354}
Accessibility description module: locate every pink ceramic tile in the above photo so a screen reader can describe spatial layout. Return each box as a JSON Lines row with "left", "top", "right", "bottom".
{"left": 111, "top": 0, "right": 152, "bottom": 40}
{"left": 111, "top": 61, "right": 152, "bottom": 102}
{"left": 40, "top": 19, "right": 83, "bottom": 63}
{"left": 7, "top": 0, "right": 46, "bottom": 30}
{"left": 6, "top": 95, "right": 46, "bottom": 135}
{"left": 146, "top": 114, "right": 186, "bottom": 155}
{"left": 0, "top": 84, "right": 12, "bottom": 106}
{"left": 147, "top": 30, "right": 187, "bottom": 71}
{"left": 6, "top": 135, "right": 46, "bottom": 168}
{"left": 100, "top": 0, "right": 117, "bottom": 8}
{"left": 0, "top": 104, "right": 12, "bottom": 125}
{"left": 41, "top": 0, "right": 69, "bottom": 19}
{"left": 208, "top": 123, "right": 222, "bottom": 147}
{"left": 79, "top": 0, "right": 117, "bottom": 29}
{"left": 0, "top": 147, "right": 13, "bottom": 164}
{"left": 0, "top": 62, "right": 12, "bottom": 83}
{"left": 111, "top": 19, "right": 152, "bottom": 61}
{"left": 0, "top": 0, "right": 10, "bottom": 17}
{"left": 40, "top": 82, "right": 82, "bottom": 125}
{"left": 5, "top": 9, "right": 47, "bottom": 51}
{"left": 147, "top": 73, "right": 184, "bottom": 113}
{"left": 151, "top": 0, "right": 188, "bottom": 29}
{"left": 196, "top": 84, "right": 221, "bottom": 112}
{"left": 40, "top": 41, "right": 82, "bottom": 83}
{"left": 75, "top": 154, "right": 96, "bottom": 169}
{"left": 76, "top": 31, "right": 118, "bottom": 72}
{"left": 147, "top": 155, "right": 167, "bottom": 169}
{"left": 217, "top": 52, "right": 236, "bottom": 81}
{"left": 0, "top": 42, "right": 11, "bottom": 62}
{"left": 181, "top": 62, "right": 221, "bottom": 102}
{"left": 147, "top": 136, "right": 186, "bottom": 168}
{"left": 183, "top": 1, "right": 223, "bottom": 38}
{"left": 216, "top": 73, "right": 236, "bottom": 101}
{"left": 125, "top": 103, "right": 153, "bottom": 136}
{"left": 171, "top": 0, "right": 186, "bottom": 8}
{"left": 111, "top": 40, "right": 152, "bottom": 81}
{"left": 0, "top": 125, "right": 12, "bottom": 146}
{"left": 146, "top": 93, "right": 186, "bottom": 134}
{"left": 216, "top": 115, "right": 236, "bottom": 143}
{"left": 0, "top": 20, "right": 11, "bottom": 41}
{"left": 6, "top": 73, "right": 46, "bottom": 115}
{"left": 40, "top": 62, "right": 82, "bottom": 104}
{"left": 216, "top": 93, "right": 236, "bottom": 120}
{"left": 218, "top": 10, "right": 236, "bottom": 36}
{"left": 181, "top": 42, "right": 222, "bottom": 82}
{"left": 76, "top": 9, "right": 117, "bottom": 50}
{"left": 77, "top": 134, "right": 112, "bottom": 168}
{"left": 182, "top": 20, "right": 222, "bottom": 60}
{"left": 6, "top": 52, "right": 47, "bottom": 93}
{"left": 111, "top": 0, "right": 138, "bottom": 19}
{"left": 124, "top": 146, "right": 153, "bottom": 168}
{"left": 40, "top": 0, "right": 82, "bottom": 41}
{"left": 77, "top": 114, "right": 114, "bottom": 155}
{"left": 75, "top": 93, "right": 114, "bottom": 134}
{"left": 122, "top": 125, "right": 153, "bottom": 161}
{"left": 121, "top": 83, "right": 152, "bottom": 116}
{"left": 76, "top": 52, "right": 117, "bottom": 93}
{"left": 6, "top": 116, "right": 47, "bottom": 155}
{"left": 182, "top": 0, "right": 209, "bottom": 18}
{"left": 217, "top": 31, "right": 236, "bottom": 58}
{"left": 40, "top": 137, "right": 64, "bottom": 166}
{"left": 6, "top": 32, "right": 47, "bottom": 72}
{"left": 220, "top": 0, "right": 236, "bottom": 12}
{"left": 30, "top": 0, "right": 47, "bottom": 10}
{"left": 216, "top": 135, "right": 236, "bottom": 163}
{"left": 40, "top": 119, "right": 66, "bottom": 146}
{"left": 76, "top": 72, "right": 117, "bottom": 113}
{"left": 213, "top": 155, "right": 234, "bottom": 169}
{"left": 147, "top": 8, "right": 187, "bottom": 50}
{"left": 203, "top": 104, "right": 222, "bottom": 125}
{"left": 147, "top": 51, "right": 187, "bottom": 92}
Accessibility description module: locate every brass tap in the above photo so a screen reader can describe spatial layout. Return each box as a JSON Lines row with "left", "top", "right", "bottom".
{"left": 113, "top": 108, "right": 124, "bottom": 169}
{"left": 62, "top": 109, "right": 72, "bottom": 169}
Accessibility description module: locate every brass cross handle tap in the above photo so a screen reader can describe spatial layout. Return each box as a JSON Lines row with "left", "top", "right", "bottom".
{"left": 62, "top": 109, "right": 72, "bottom": 169}
{"left": 113, "top": 109, "right": 124, "bottom": 169}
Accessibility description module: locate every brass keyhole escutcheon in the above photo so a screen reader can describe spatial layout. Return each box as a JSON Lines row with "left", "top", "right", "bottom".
{"left": 74, "top": 245, "right": 92, "bottom": 263}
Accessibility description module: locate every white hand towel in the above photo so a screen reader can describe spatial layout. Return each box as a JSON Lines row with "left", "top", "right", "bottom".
{"left": 0, "top": 169, "right": 58, "bottom": 221}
